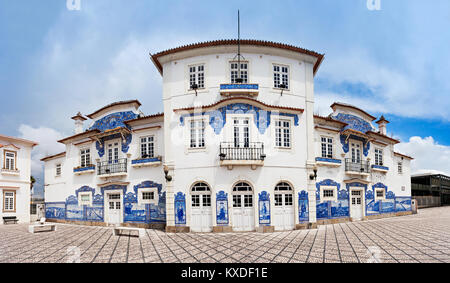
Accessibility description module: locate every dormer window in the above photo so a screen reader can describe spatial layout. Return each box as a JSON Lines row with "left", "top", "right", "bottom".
{"left": 189, "top": 64, "right": 205, "bottom": 89}
{"left": 230, "top": 62, "right": 248, "bottom": 83}
{"left": 3, "top": 151, "right": 16, "bottom": 171}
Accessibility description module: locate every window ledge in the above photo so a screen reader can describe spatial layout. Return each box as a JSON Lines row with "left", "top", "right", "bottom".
{"left": 131, "top": 157, "right": 162, "bottom": 168}
{"left": 74, "top": 166, "right": 96, "bottom": 175}
{"left": 371, "top": 165, "right": 389, "bottom": 173}
{"left": 1, "top": 168, "right": 20, "bottom": 176}
{"left": 315, "top": 157, "right": 342, "bottom": 167}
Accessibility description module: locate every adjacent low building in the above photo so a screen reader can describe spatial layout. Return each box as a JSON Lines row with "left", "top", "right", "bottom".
{"left": 0, "top": 134, "right": 38, "bottom": 224}
{"left": 412, "top": 173, "right": 450, "bottom": 208}
{"left": 42, "top": 39, "right": 414, "bottom": 232}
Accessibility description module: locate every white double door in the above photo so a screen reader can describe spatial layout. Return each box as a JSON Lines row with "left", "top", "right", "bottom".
{"left": 107, "top": 193, "right": 122, "bottom": 225}
{"left": 274, "top": 193, "right": 294, "bottom": 231}
{"left": 232, "top": 194, "right": 255, "bottom": 231}
{"left": 191, "top": 194, "right": 212, "bottom": 232}
{"left": 350, "top": 189, "right": 363, "bottom": 220}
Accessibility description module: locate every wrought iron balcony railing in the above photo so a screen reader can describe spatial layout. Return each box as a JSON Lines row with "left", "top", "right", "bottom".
{"left": 219, "top": 142, "right": 265, "bottom": 161}
{"left": 345, "top": 158, "right": 370, "bottom": 174}
{"left": 97, "top": 158, "right": 127, "bottom": 176}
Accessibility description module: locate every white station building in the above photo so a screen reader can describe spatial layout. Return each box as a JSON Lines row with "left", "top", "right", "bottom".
{"left": 42, "top": 40, "right": 413, "bottom": 232}
{"left": 1, "top": 134, "right": 38, "bottom": 224}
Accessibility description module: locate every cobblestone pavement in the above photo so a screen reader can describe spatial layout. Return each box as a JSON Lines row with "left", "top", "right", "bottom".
{"left": 1, "top": 207, "right": 449, "bottom": 263}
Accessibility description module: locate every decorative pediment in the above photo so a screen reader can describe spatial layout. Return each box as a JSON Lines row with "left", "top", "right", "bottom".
{"left": 89, "top": 111, "right": 138, "bottom": 132}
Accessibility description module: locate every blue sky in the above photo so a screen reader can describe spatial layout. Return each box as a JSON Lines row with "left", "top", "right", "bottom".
{"left": 1, "top": 0, "right": 450, "bottom": 197}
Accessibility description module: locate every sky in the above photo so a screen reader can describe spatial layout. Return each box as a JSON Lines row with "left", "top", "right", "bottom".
{"left": 1, "top": 0, "right": 450, "bottom": 198}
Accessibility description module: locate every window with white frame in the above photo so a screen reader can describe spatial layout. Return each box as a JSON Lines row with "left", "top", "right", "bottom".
{"left": 79, "top": 193, "right": 92, "bottom": 206}
{"left": 80, "top": 148, "right": 91, "bottom": 167}
{"left": 273, "top": 65, "right": 289, "bottom": 89}
{"left": 321, "top": 137, "right": 333, "bottom": 158}
{"left": 375, "top": 148, "right": 383, "bottom": 166}
{"left": 275, "top": 120, "right": 291, "bottom": 148}
{"left": 140, "top": 136, "right": 155, "bottom": 158}
{"left": 375, "top": 189, "right": 385, "bottom": 201}
{"left": 4, "top": 151, "right": 16, "bottom": 170}
{"left": 230, "top": 62, "right": 248, "bottom": 83}
{"left": 190, "top": 119, "right": 205, "bottom": 148}
{"left": 321, "top": 187, "right": 337, "bottom": 201}
{"left": 3, "top": 191, "right": 15, "bottom": 212}
{"left": 398, "top": 162, "right": 403, "bottom": 174}
{"left": 189, "top": 64, "right": 205, "bottom": 89}
{"left": 139, "top": 188, "right": 159, "bottom": 205}
{"left": 56, "top": 164, "right": 62, "bottom": 176}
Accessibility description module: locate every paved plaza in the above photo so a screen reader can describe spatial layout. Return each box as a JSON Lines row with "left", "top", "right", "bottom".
{"left": 1, "top": 207, "right": 449, "bottom": 263}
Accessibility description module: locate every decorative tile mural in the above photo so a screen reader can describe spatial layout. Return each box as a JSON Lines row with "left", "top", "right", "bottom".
{"left": 174, "top": 192, "right": 186, "bottom": 225}
{"left": 179, "top": 103, "right": 300, "bottom": 135}
{"left": 298, "top": 190, "right": 309, "bottom": 223}
{"left": 258, "top": 191, "right": 270, "bottom": 225}
{"left": 333, "top": 113, "right": 374, "bottom": 133}
{"left": 45, "top": 202, "right": 66, "bottom": 219}
{"left": 89, "top": 111, "right": 138, "bottom": 132}
{"left": 316, "top": 179, "right": 350, "bottom": 219}
{"left": 216, "top": 191, "right": 229, "bottom": 225}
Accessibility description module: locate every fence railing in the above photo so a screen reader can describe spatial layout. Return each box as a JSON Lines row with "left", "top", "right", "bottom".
{"left": 345, "top": 158, "right": 370, "bottom": 173}
{"left": 219, "top": 142, "right": 265, "bottom": 161}
{"left": 97, "top": 158, "right": 127, "bottom": 175}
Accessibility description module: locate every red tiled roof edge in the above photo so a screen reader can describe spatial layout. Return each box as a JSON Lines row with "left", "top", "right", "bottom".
{"left": 330, "top": 102, "right": 377, "bottom": 121}
{"left": 125, "top": 113, "right": 164, "bottom": 124}
{"left": 57, "top": 129, "right": 100, "bottom": 144}
{"left": 366, "top": 131, "right": 401, "bottom": 144}
{"left": 150, "top": 39, "right": 324, "bottom": 75}
{"left": 173, "top": 97, "right": 304, "bottom": 113}
{"left": 86, "top": 100, "right": 142, "bottom": 119}
{"left": 394, "top": 151, "right": 414, "bottom": 160}
{"left": 40, "top": 152, "right": 66, "bottom": 162}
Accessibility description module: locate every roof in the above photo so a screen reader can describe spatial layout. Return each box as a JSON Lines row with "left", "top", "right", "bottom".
{"left": 394, "top": 151, "right": 414, "bottom": 160}
{"left": 71, "top": 112, "right": 87, "bottom": 121}
{"left": 376, "top": 115, "right": 390, "bottom": 124}
{"left": 125, "top": 113, "right": 164, "bottom": 124}
{"left": 40, "top": 151, "right": 66, "bottom": 162}
{"left": 150, "top": 39, "right": 325, "bottom": 76}
{"left": 173, "top": 97, "right": 304, "bottom": 113}
{"left": 0, "top": 134, "right": 38, "bottom": 147}
{"left": 330, "top": 102, "right": 377, "bottom": 121}
{"left": 314, "top": 114, "right": 348, "bottom": 126}
{"left": 57, "top": 129, "right": 100, "bottom": 144}
{"left": 86, "top": 100, "right": 142, "bottom": 119}
{"left": 366, "top": 131, "right": 400, "bottom": 144}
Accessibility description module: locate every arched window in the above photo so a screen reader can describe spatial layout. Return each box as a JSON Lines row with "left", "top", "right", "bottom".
{"left": 191, "top": 182, "right": 211, "bottom": 193}
{"left": 275, "top": 182, "right": 293, "bottom": 192}
{"left": 233, "top": 182, "right": 253, "bottom": 192}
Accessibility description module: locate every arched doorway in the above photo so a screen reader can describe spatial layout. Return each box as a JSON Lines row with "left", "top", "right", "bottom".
{"left": 273, "top": 182, "right": 294, "bottom": 231}
{"left": 190, "top": 182, "right": 212, "bottom": 232}
{"left": 232, "top": 182, "right": 254, "bottom": 231}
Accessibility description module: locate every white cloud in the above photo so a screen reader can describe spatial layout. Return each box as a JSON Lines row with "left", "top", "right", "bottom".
{"left": 395, "top": 136, "right": 450, "bottom": 176}
{"left": 17, "top": 124, "right": 66, "bottom": 177}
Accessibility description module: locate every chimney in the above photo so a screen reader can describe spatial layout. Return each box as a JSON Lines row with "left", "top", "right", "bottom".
{"left": 71, "top": 112, "right": 87, "bottom": 134}
{"left": 376, "top": 115, "right": 389, "bottom": 135}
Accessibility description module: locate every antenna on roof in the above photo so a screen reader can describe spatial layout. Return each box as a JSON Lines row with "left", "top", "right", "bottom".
{"left": 233, "top": 10, "right": 245, "bottom": 83}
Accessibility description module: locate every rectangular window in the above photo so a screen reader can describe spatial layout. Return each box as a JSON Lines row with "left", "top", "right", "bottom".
{"left": 230, "top": 62, "right": 248, "bottom": 83}
{"left": 376, "top": 190, "right": 384, "bottom": 198}
{"left": 142, "top": 192, "right": 154, "bottom": 200}
{"left": 375, "top": 148, "right": 383, "bottom": 166}
{"left": 273, "top": 65, "right": 289, "bottom": 89}
{"left": 321, "top": 137, "right": 333, "bottom": 158}
{"left": 202, "top": 195, "right": 211, "bottom": 207}
{"left": 233, "top": 195, "right": 241, "bottom": 208}
{"left": 398, "top": 162, "right": 403, "bottom": 174}
{"left": 189, "top": 64, "right": 205, "bottom": 89}
{"left": 190, "top": 120, "right": 205, "bottom": 148}
{"left": 192, "top": 195, "right": 200, "bottom": 207}
{"left": 4, "top": 151, "right": 16, "bottom": 170}
{"left": 56, "top": 164, "right": 62, "bottom": 176}
{"left": 244, "top": 195, "right": 253, "bottom": 207}
{"left": 274, "top": 194, "right": 283, "bottom": 206}
{"left": 323, "top": 189, "right": 334, "bottom": 198}
{"left": 275, "top": 120, "right": 291, "bottom": 148}
{"left": 140, "top": 136, "right": 155, "bottom": 158}
{"left": 79, "top": 193, "right": 91, "bottom": 206}
{"left": 80, "top": 149, "right": 91, "bottom": 167}
{"left": 285, "top": 194, "right": 293, "bottom": 206}
{"left": 4, "top": 191, "right": 15, "bottom": 212}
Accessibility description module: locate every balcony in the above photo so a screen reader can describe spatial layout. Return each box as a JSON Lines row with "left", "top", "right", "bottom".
{"left": 371, "top": 164, "right": 389, "bottom": 173}
{"left": 131, "top": 156, "right": 162, "bottom": 168}
{"left": 219, "top": 83, "right": 259, "bottom": 97}
{"left": 97, "top": 158, "right": 127, "bottom": 177}
{"left": 345, "top": 159, "right": 370, "bottom": 176}
{"left": 219, "top": 142, "right": 265, "bottom": 170}
{"left": 315, "top": 157, "right": 342, "bottom": 167}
